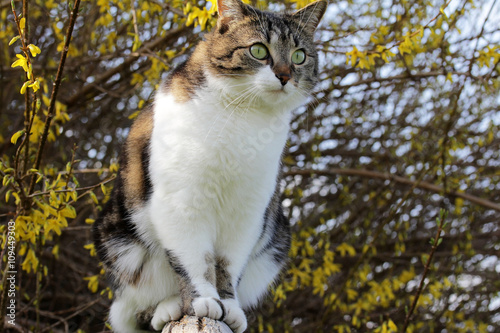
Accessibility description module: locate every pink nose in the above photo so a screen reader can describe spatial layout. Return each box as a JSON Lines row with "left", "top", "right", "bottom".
{"left": 276, "top": 73, "right": 291, "bottom": 86}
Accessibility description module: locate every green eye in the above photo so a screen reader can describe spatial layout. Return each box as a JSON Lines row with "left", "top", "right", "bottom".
{"left": 292, "top": 49, "right": 306, "bottom": 65}
{"left": 250, "top": 43, "right": 268, "bottom": 60}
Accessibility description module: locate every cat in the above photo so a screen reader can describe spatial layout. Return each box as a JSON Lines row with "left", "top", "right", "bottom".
{"left": 92, "top": 0, "right": 326, "bottom": 332}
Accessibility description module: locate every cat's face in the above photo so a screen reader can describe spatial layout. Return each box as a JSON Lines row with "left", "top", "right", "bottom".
{"left": 203, "top": 0, "right": 326, "bottom": 110}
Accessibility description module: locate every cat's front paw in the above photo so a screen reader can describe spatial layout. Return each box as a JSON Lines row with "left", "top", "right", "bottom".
{"left": 192, "top": 297, "right": 225, "bottom": 321}
{"left": 151, "top": 296, "right": 183, "bottom": 331}
{"left": 221, "top": 299, "right": 247, "bottom": 333}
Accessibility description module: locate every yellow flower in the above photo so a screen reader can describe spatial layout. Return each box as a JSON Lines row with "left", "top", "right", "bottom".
{"left": 20, "top": 81, "right": 30, "bottom": 94}
{"left": 83, "top": 275, "right": 99, "bottom": 293}
{"left": 84, "top": 243, "right": 96, "bottom": 257}
{"left": 336, "top": 242, "right": 356, "bottom": 256}
{"left": 345, "top": 46, "right": 362, "bottom": 67}
{"left": 11, "top": 54, "right": 29, "bottom": 72}
{"left": 22, "top": 248, "right": 39, "bottom": 273}
{"left": 28, "top": 44, "right": 41, "bottom": 57}
{"left": 207, "top": 0, "right": 217, "bottom": 14}
{"left": 28, "top": 79, "right": 40, "bottom": 92}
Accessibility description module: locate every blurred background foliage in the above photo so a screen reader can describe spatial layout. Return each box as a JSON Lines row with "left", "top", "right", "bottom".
{"left": 1, "top": 0, "right": 499, "bottom": 332}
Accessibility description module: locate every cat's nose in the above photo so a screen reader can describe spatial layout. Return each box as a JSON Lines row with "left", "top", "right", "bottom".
{"left": 275, "top": 73, "right": 291, "bottom": 86}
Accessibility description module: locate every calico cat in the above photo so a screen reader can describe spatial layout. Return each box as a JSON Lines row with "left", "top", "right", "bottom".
{"left": 92, "top": 0, "right": 326, "bottom": 332}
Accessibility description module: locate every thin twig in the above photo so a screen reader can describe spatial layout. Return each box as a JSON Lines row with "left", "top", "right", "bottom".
{"left": 468, "top": 0, "right": 498, "bottom": 74}
{"left": 10, "top": 1, "right": 31, "bottom": 209}
{"left": 390, "top": 0, "right": 454, "bottom": 49}
{"left": 28, "top": 0, "right": 82, "bottom": 195}
{"left": 38, "top": 297, "right": 103, "bottom": 333}
{"left": 322, "top": 155, "right": 442, "bottom": 320}
{"left": 22, "top": 0, "right": 31, "bottom": 179}
{"left": 63, "top": 144, "right": 78, "bottom": 191}
{"left": 144, "top": 0, "right": 186, "bottom": 17}
{"left": 285, "top": 168, "right": 500, "bottom": 212}
{"left": 63, "top": 26, "right": 189, "bottom": 106}
{"left": 130, "top": 0, "right": 140, "bottom": 40}
{"left": 58, "top": 168, "right": 110, "bottom": 174}
{"left": 401, "top": 210, "right": 447, "bottom": 332}
{"left": 28, "top": 175, "right": 116, "bottom": 199}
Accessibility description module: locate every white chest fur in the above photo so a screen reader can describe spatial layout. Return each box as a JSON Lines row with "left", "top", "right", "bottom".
{"left": 149, "top": 85, "right": 292, "bottom": 246}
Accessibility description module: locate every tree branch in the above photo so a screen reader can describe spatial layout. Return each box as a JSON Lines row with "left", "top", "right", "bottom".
{"left": 63, "top": 26, "right": 190, "bottom": 107}
{"left": 285, "top": 168, "right": 500, "bottom": 212}
{"left": 28, "top": 0, "right": 82, "bottom": 195}
{"left": 402, "top": 210, "right": 447, "bottom": 332}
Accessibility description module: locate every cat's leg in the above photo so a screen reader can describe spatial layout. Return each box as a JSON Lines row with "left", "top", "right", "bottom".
{"left": 107, "top": 236, "right": 183, "bottom": 332}
{"left": 168, "top": 249, "right": 225, "bottom": 320}
{"left": 213, "top": 256, "right": 248, "bottom": 333}
{"left": 109, "top": 297, "right": 150, "bottom": 333}
{"left": 149, "top": 195, "right": 225, "bottom": 321}
{"left": 237, "top": 250, "right": 284, "bottom": 309}
{"left": 133, "top": 247, "right": 183, "bottom": 330}
{"left": 151, "top": 295, "right": 183, "bottom": 330}
{"left": 237, "top": 207, "right": 291, "bottom": 310}
{"left": 211, "top": 206, "right": 291, "bottom": 333}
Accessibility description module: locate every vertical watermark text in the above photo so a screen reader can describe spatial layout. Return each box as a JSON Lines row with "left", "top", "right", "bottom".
{"left": 6, "top": 220, "right": 17, "bottom": 326}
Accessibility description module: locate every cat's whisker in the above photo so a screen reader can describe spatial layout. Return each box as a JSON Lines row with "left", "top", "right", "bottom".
{"left": 215, "top": 76, "right": 255, "bottom": 93}
{"left": 249, "top": 6, "right": 266, "bottom": 35}
{"left": 239, "top": 89, "right": 261, "bottom": 122}
{"left": 301, "top": 87, "right": 321, "bottom": 108}
{"left": 294, "top": 86, "right": 322, "bottom": 130}
{"left": 220, "top": 86, "right": 260, "bottom": 133}
{"left": 204, "top": 85, "right": 256, "bottom": 142}
{"left": 217, "top": 86, "right": 260, "bottom": 138}
{"left": 223, "top": 85, "right": 256, "bottom": 110}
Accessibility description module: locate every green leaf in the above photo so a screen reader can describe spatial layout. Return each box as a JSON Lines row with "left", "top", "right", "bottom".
{"left": 440, "top": 7, "right": 448, "bottom": 20}
{"left": 9, "top": 36, "right": 20, "bottom": 46}
{"left": 101, "top": 183, "right": 107, "bottom": 195}
{"left": 11, "top": 130, "right": 25, "bottom": 144}
{"left": 5, "top": 189, "right": 12, "bottom": 203}
{"left": 20, "top": 81, "right": 30, "bottom": 94}
{"left": 3, "top": 175, "right": 13, "bottom": 186}
{"left": 89, "top": 191, "right": 98, "bottom": 204}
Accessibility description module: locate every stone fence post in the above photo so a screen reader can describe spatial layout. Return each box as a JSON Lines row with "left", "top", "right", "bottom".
{"left": 162, "top": 316, "right": 233, "bottom": 333}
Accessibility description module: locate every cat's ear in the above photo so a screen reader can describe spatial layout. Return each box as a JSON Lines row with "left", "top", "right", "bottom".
{"left": 216, "top": 0, "right": 248, "bottom": 33}
{"left": 292, "top": 1, "right": 327, "bottom": 34}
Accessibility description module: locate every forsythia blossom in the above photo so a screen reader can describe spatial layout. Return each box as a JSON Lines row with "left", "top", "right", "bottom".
{"left": 28, "top": 44, "right": 41, "bottom": 57}
{"left": 11, "top": 54, "right": 29, "bottom": 72}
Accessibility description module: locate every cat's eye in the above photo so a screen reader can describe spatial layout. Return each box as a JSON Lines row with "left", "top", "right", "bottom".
{"left": 250, "top": 43, "right": 269, "bottom": 60}
{"left": 291, "top": 49, "right": 306, "bottom": 65}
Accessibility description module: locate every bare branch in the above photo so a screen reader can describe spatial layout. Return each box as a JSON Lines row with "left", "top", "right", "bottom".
{"left": 63, "top": 26, "right": 190, "bottom": 107}
{"left": 29, "top": 0, "right": 82, "bottom": 195}
{"left": 285, "top": 168, "right": 500, "bottom": 212}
